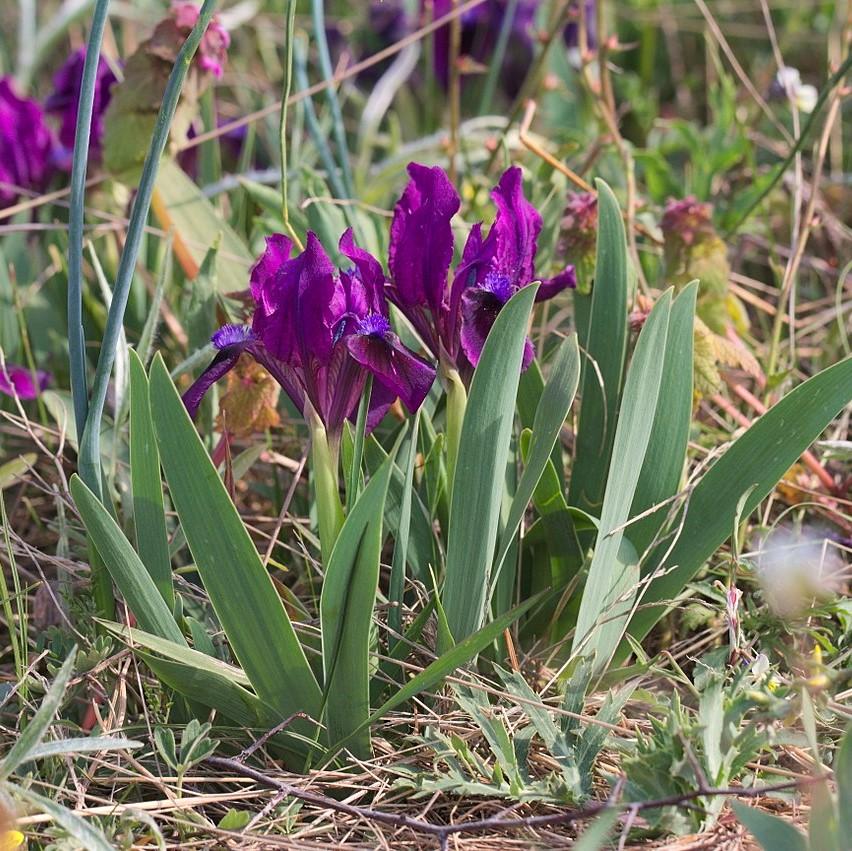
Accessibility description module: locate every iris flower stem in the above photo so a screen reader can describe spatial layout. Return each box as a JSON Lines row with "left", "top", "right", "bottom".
{"left": 309, "top": 412, "right": 345, "bottom": 565}
{"left": 78, "top": 0, "right": 219, "bottom": 501}
{"left": 442, "top": 365, "right": 467, "bottom": 502}
{"left": 346, "top": 374, "right": 372, "bottom": 512}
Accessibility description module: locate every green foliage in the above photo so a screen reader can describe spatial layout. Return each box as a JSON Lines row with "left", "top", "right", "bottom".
{"left": 733, "top": 725, "right": 852, "bottom": 851}
{"left": 396, "top": 662, "right": 631, "bottom": 804}
{"left": 622, "top": 648, "right": 772, "bottom": 835}
{"left": 442, "top": 284, "right": 539, "bottom": 644}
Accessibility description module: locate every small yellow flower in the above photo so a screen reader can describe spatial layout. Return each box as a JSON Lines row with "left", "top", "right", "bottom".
{"left": 2, "top": 830, "right": 24, "bottom": 850}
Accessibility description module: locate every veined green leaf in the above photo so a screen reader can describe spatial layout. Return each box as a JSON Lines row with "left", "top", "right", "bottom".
{"left": 321, "top": 448, "right": 396, "bottom": 756}
{"left": 148, "top": 355, "right": 322, "bottom": 725}
{"left": 629, "top": 355, "right": 852, "bottom": 645}
{"left": 25, "top": 737, "right": 143, "bottom": 761}
{"left": 628, "top": 283, "right": 697, "bottom": 555}
{"left": 101, "top": 623, "right": 316, "bottom": 763}
{"left": 571, "top": 291, "right": 673, "bottom": 674}
{"left": 492, "top": 334, "right": 580, "bottom": 595}
{"left": 129, "top": 349, "right": 174, "bottom": 609}
{"left": 443, "top": 285, "right": 538, "bottom": 644}
{"left": 71, "top": 475, "right": 185, "bottom": 644}
{"left": 568, "top": 180, "right": 630, "bottom": 519}
{"left": 12, "top": 786, "right": 115, "bottom": 851}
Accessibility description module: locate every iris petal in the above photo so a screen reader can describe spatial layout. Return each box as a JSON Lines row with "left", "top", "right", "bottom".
{"left": 346, "top": 329, "right": 436, "bottom": 414}
{"left": 388, "top": 162, "right": 460, "bottom": 316}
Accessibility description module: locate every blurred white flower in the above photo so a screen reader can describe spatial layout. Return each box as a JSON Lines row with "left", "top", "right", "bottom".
{"left": 751, "top": 525, "right": 847, "bottom": 616}
{"left": 772, "top": 66, "right": 818, "bottom": 113}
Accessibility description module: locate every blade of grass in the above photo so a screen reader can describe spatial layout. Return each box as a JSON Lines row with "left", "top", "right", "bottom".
{"left": 67, "top": 0, "right": 110, "bottom": 440}
{"left": 128, "top": 350, "right": 174, "bottom": 609}
{"left": 567, "top": 180, "right": 630, "bottom": 520}
{"left": 490, "top": 334, "right": 580, "bottom": 597}
{"left": 627, "top": 282, "right": 697, "bottom": 555}
{"left": 1, "top": 648, "right": 76, "bottom": 779}
{"left": 628, "top": 355, "right": 852, "bottom": 646}
{"left": 78, "top": 0, "right": 219, "bottom": 499}
{"left": 321, "top": 446, "right": 397, "bottom": 756}
{"left": 442, "top": 285, "right": 539, "bottom": 645}
{"left": 148, "top": 355, "right": 322, "bottom": 726}
{"left": 571, "top": 291, "right": 673, "bottom": 675}
{"left": 388, "top": 411, "right": 420, "bottom": 649}
{"left": 309, "top": 0, "right": 354, "bottom": 197}
{"left": 70, "top": 474, "right": 185, "bottom": 644}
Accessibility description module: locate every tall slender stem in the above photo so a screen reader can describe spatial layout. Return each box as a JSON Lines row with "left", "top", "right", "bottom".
{"left": 78, "top": 0, "right": 219, "bottom": 499}
{"left": 278, "top": 0, "right": 303, "bottom": 249}
{"left": 310, "top": 0, "right": 354, "bottom": 197}
{"left": 67, "top": 0, "right": 111, "bottom": 441}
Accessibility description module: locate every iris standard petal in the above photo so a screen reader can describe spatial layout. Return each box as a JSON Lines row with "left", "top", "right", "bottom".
{"left": 490, "top": 166, "right": 542, "bottom": 287}
{"left": 388, "top": 162, "right": 460, "bottom": 315}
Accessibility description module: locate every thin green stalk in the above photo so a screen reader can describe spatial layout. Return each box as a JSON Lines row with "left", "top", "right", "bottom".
{"left": 309, "top": 0, "right": 354, "bottom": 198}
{"left": 723, "top": 52, "right": 852, "bottom": 239}
{"left": 0, "top": 494, "right": 26, "bottom": 706}
{"left": 309, "top": 410, "right": 344, "bottom": 564}
{"left": 442, "top": 364, "right": 467, "bottom": 501}
{"left": 293, "top": 35, "right": 352, "bottom": 215}
{"left": 16, "top": 0, "right": 37, "bottom": 82}
{"left": 67, "top": 0, "right": 111, "bottom": 441}
{"left": 478, "top": 0, "right": 520, "bottom": 115}
{"left": 78, "top": 0, "right": 219, "bottom": 499}
{"left": 278, "top": 0, "right": 302, "bottom": 248}
{"left": 388, "top": 410, "right": 420, "bottom": 650}
{"left": 346, "top": 374, "right": 372, "bottom": 511}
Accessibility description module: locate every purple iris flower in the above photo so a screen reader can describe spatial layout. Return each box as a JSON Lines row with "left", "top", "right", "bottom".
{"left": 184, "top": 229, "right": 436, "bottom": 441}
{"left": 45, "top": 49, "right": 117, "bottom": 171}
{"left": 0, "top": 363, "right": 51, "bottom": 400}
{"left": 388, "top": 162, "right": 575, "bottom": 372}
{"left": 0, "top": 78, "right": 54, "bottom": 209}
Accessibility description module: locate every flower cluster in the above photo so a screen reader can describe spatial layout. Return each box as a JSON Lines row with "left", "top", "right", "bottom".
{"left": 168, "top": 1, "right": 231, "bottom": 79}
{"left": 388, "top": 163, "right": 575, "bottom": 372}
{"left": 185, "top": 163, "right": 574, "bottom": 437}
{"left": 44, "top": 49, "right": 117, "bottom": 171}
{"left": 0, "top": 79, "right": 54, "bottom": 208}
{"left": 184, "top": 229, "right": 436, "bottom": 443}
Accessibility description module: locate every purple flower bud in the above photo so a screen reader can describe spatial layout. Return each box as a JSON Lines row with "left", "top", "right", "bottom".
{"left": 44, "top": 49, "right": 117, "bottom": 170}
{"left": 0, "top": 78, "right": 54, "bottom": 209}
{"left": 171, "top": 2, "right": 230, "bottom": 79}
{"left": 661, "top": 196, "right": 714, "bottom": 249}
{"left": 0, "top": 363, "right": 51, "bottom": 400}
